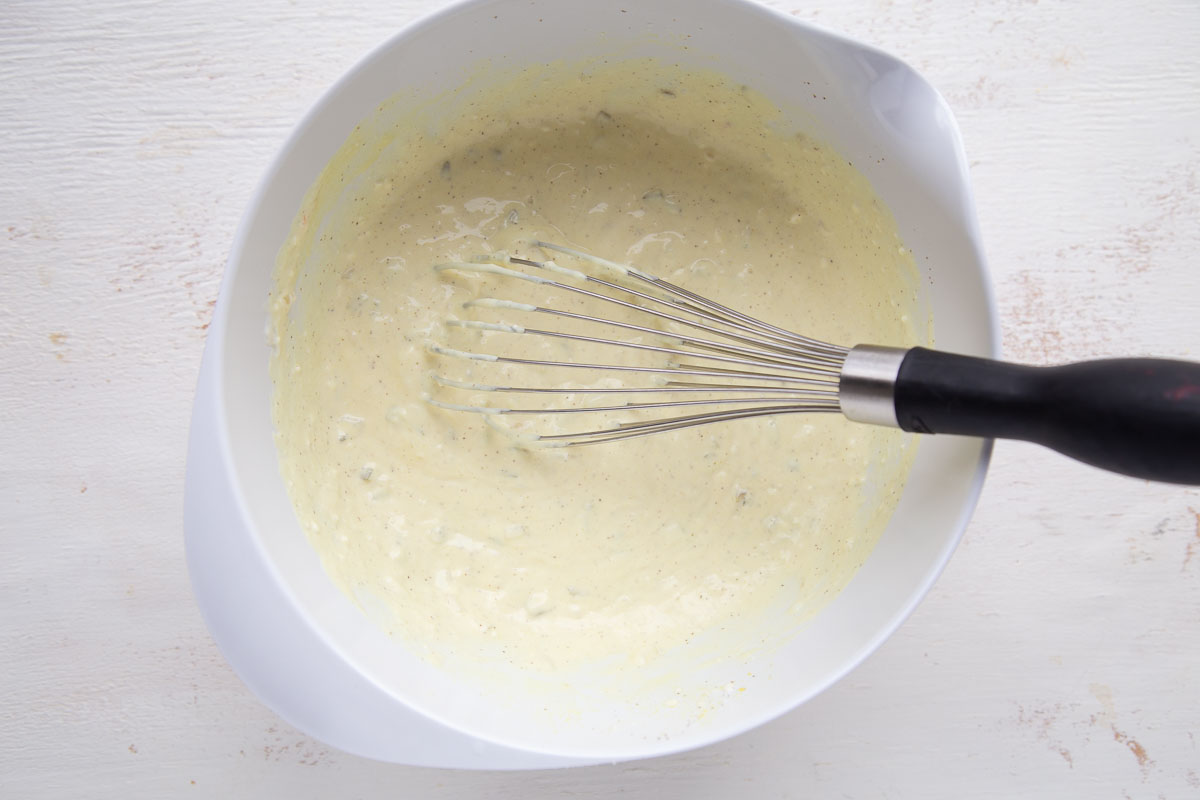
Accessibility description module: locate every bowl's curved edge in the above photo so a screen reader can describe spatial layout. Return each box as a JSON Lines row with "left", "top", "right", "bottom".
{"left": 183, "top": 0, "right": 602, "bottom": 768}
{"left": 185, "top": 0, "right": 1002, "bottom": 766}
{"left": 671, "top": 0, "right": 999, "bottom": 749}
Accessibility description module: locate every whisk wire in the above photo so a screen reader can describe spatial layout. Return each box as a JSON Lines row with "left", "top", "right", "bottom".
{"left": 532, "top": 242, "right": 847, "bottom": 355}
{"left": 499, "top": 257, "right": 845, "bottom": 363}
{"left": 428, "top": 344, "right": 839, "bottom": 387}
{"left": 429, "top": 242, "right": 849, "bottom": 445}
{"left": 461, "top": 301, "right": 844, "bottom": 371}
{"left": 536, "top": 404, "right": 840, "bottom": 445}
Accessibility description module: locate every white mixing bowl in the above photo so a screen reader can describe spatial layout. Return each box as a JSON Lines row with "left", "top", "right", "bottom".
{"left": 184, "top": 0, "right": 995, "bottom": 768}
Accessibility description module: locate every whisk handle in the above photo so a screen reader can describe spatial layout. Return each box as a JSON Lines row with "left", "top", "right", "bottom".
{"left": 890, "top": 347, "right": 1200, "bottom": 485}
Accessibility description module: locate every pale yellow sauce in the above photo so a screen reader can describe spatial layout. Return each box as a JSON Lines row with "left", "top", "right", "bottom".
{"left": 269, "top": 60, "right": 922, "bottom": 681}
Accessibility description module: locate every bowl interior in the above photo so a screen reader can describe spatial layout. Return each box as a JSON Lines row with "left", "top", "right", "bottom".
{"left": 216, "top": 0, "right": 993, "bottom": 759}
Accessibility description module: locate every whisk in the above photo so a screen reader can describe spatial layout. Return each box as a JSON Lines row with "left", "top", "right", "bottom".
{"left": 428, "top": 242, "right": 1200, "bottom": 485}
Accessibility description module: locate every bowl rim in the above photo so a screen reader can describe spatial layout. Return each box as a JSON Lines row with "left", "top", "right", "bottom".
{"left": 194, "top": 0, "right": 998, "bottom": 763}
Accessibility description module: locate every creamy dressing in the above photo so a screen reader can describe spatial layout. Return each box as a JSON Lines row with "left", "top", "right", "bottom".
{"left": 269, "top": 60, "right": 923, "bottom": 680}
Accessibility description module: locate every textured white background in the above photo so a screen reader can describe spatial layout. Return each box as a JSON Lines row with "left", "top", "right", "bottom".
{"left": 2, "top": 0, "right": 1199, "bottom": 797}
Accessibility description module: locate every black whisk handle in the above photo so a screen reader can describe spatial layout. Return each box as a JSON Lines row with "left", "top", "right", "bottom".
{"left": 892, "top": 347, "right": 1200, "bottom": 485}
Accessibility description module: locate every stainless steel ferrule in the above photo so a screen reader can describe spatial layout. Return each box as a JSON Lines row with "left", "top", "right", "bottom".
{"left": 838, "top": 345, "right": 910, "bottom": 429}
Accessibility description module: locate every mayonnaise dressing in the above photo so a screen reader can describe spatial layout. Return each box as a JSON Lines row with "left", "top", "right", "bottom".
{"left": 269, "top": 59, "right": 923, "bottom": 680}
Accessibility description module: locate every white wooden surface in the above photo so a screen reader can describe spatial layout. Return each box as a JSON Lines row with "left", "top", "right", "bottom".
{"left": 3, "top": 0, "right": 1199, "bottom": 796}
